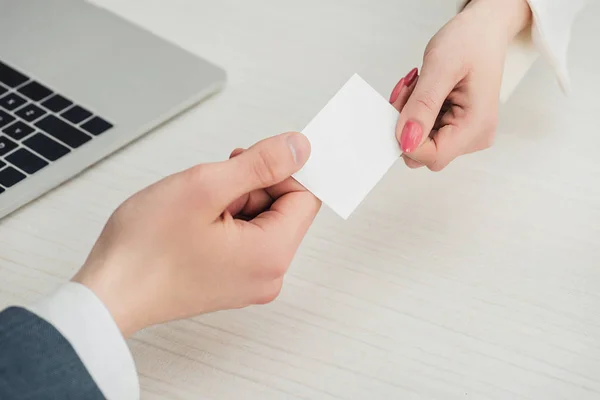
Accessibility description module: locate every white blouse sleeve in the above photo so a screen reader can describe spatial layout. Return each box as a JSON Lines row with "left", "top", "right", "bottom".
{"left": 457, "top": 0, "right": 588, "bottom": 102}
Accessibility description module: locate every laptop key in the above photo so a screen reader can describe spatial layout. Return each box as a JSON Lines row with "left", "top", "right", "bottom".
{"left": 41, "top": 94, "right": 73, "bottom": 113}
{"left": 0, "top": 187, "right": 4, "bottom": 194}
{"left": 15, "top": 104, "right": 47, "bottom": 122}
{"left": 35, "top": 115, "right": 91, "bottom": 148}
{"left": 0, "top": 92, "right": 27, "bottom": 111}
{"left": 6, "top": 148, "right": 48, "bottom": 174}
{"left": 0, "top": 135, "right": 18, "bottom": 157}
{"left": 81, "top": 116, "right": 113, "bottom": 136}
{"left": 0, "top": 110, "right": 15, "bottom": 128}
{"left": 0, "top": 160, "right": 5, "bottom": 169}
{"left": 0, "top": 62, "right": 29, "bottom": 88}
{"left": 62, "top": 105, "right": 92, "bottom": 124}
{"left": 18, "top": 81, "right": 53, "bottom": 102}
{"left": 0, "top": 85, "right": 6, "bottom": 96}
{"left": 24, "top": 133, "right": 70, "bottom": 161}
{"left": 3, "top": 121, "right": 34, "bottom": 141}
{"left": 0, "top": 166, "right": 26, "bottom": 187}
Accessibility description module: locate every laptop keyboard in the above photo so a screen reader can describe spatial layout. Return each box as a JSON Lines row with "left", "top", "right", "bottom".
{"left": 0, "top": 60, "right": 113, "bottom": 193}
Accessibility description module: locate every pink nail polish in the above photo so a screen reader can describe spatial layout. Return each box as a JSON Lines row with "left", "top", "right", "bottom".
{"left": 400, "top": 120, "right": 423, "bottom": 153}
{"left": 389, "top": 78, "right": 406, "bottom": 104}
{"left": 404, "top": 68, "right": 418, "bottom": 87}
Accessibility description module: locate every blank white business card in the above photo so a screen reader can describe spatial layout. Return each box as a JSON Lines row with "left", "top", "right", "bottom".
{"left": 293, "top": 74, "right": 401, "bottom": 219}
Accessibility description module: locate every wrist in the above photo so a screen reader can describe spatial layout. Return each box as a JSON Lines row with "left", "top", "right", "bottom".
{"left": 464, "top": 0, "right": 532, "bottom": 42}
{"left": 72, "top": 264, "right": 144, "bottom": 338}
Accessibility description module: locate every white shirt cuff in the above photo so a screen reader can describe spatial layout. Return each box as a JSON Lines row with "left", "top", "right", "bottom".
{"left": 527, "top": 0, "right": 587, "bottom": 95}
{"left": 27, "top": 282, "right": 139, "bottom": 400}
{"left": 457, "top": 0, "right": 587, "bottom": 102}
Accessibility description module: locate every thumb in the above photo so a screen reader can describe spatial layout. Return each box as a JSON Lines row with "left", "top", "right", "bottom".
{"left": 396, "top": 59, "right": 457, "bottom": 154}
{"left": 211, "top": 132, "right": 311, "bottom": 210}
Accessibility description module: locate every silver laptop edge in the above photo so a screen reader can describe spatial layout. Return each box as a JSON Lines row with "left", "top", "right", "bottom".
{"left": 0, "top": 0, "right": 226, "bottom": 218}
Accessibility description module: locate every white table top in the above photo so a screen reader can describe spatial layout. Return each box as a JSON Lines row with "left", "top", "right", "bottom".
{"left": 2, "top": 1, "right": 600, "bottom": 398}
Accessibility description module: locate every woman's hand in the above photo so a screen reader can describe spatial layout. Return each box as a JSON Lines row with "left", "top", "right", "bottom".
{"left": 73, "top": 132, "right": 321, "bottom": 337}
{"left": 390, "top": 0, "right": 532, "bottom": 171}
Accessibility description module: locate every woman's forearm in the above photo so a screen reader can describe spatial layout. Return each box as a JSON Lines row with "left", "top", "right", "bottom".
{"left": 463, "top": 0, "right": 532, "bottom": 42}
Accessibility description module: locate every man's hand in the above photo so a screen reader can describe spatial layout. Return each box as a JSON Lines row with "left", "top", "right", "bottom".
{"left": 73, "top": 132, "right": 321, "bottom": 337}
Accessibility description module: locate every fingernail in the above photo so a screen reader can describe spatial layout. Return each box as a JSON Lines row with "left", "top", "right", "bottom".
{"left": 287, "top": 132, "right": 310, "bottom": 166}
{"left": 404, "top": 67, "right": 418, "bottom": 87}
{"left": 389, "top": 78, "right": 406, "bottom": 104}
{"left": 399, "top": 120, "right": 423, "bottom": 153}
{"left": 229, "top": 148, "right": 245, "bottom": 159}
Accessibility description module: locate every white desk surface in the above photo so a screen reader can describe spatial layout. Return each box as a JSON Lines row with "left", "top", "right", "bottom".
{"left": 2, "top": 1, "right": 600, "bottom": 399}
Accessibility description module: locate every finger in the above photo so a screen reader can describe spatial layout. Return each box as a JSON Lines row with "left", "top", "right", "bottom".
{"left": 227, "top": 190, "right": 273, "bottom": 218}
{"left": 227, "top": 147, "right": 311, "bottom": 217}
{"left": 227, "top": 176, "right": 310, "bottom": 218}
{"left": 405, "top": 124, "right": 463, "bottom": 172}
{"left": 229, "top": 147, "right": 310, "bottom": 201}
{"left": 402, "top": 154, "right": 424, "bottom": 169}
{"left": 433, "top": 100, "right": 453, "bottom": 132}
{"left": 228, "top": 179, "right": 306, "bottom": 219}
{"left": 389, "top": 68, "right": 418, "bottom": 103}
{"left": 227, "top": 147, "right": 275, "bottom": 217}
{"left": 264, "top": 176, "right": 307, "bottom": 201}
{"left": 247, "top": 191, "right": 321, "bottom": 264}
{"left": 226, "top": 148, "right": 271, "bottom": 217}
{"left": 396, "top": 54, "right": 461, "bottom": 153}
{"left": 392, "top": 75, "right": 419, "bottom": 113}
{"left": 203, "top": 132, "right": 311, "bottom": 212}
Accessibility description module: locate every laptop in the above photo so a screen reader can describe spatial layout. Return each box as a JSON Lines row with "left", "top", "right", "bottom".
{"left": 0, "top": 0, "right": 226, "bottom": 218}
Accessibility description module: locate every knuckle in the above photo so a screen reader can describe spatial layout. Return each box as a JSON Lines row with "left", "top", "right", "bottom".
{"left": 115, "top": 194, "right": 135, "bottom": 214}
{"left": 251, "top": 149, "right": 280, "bottom": 186}
{"left": 266, "top": 253, "right": 289, "bottom": 280}
{"left": 254, "top": 280, "right": 283, "bottom": 305}
{"left": 480, "top": 115, "right": 498, "bottom": 150}
{"left": 424, "top": 45, "right": 460, "bottom": 75}
{"left": 423, "top": 45, "right": 442, "bottom": 64}
{"left": 189, "top": 164, "right": 210, "bottom": 185}
{"left": 428, "top": 160, "right": 447, "bottom": 172}
{"left": 187, "top": 165, "right": 218, "bottom": 202}
{"left": 484, "top": 114, "right": 499, "bottom": 132}
{"left": 456, "top": 59, "right": 471, "bottom": 80}
{"left": 484, "top": 131, "right": 496, "bottom": 149}
{"left": 254, "top": 250, "right": 289, "bottom": 281}
{"left": 271, "top": 262, "right": 289, "bottom": 280}
{"left": 415, "top": 89, "right": 440, "bottom": 115}
{"left": 110, "top": 199, "right": 132, "bottom": 228}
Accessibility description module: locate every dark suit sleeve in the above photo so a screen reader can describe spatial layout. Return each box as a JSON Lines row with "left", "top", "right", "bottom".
{"left": 0, "top": 307, "right": 105, "bottom": 400}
